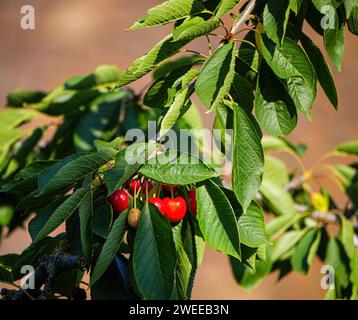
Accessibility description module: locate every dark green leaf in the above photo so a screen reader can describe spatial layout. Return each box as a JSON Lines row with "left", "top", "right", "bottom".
{"left": 196, "top": 179, "right": 241, "bottom": 259}
{"left": 291, "top": 229, "right": 319, "bottom": 274}
{"left": 37, "top": 148, "right": 117, "bottom": 196}
{"left": 65, "top": 65, "right": 121, "bottom": 90}
{"left": 132, "top": 203, "right": 176, "bottom": 299}
{"left": 324, "top": 9, "right": 345, "bottom": 71}
{"left": 90, "top": 212, "right": 127, "bottom": 286}
{"left": 195, "top": 42, "right": 236, "bottom": 111}
{"left": 116, "top": 34, "right": 194, "bottom": 87}
{"left": 263, "top": 0, "right": 290, "bottom": 45}
{"left": 255, "top": 64, "right": 297, "bottom": 137}
{"left": 230, "top": 74, "right": 254, "bottom": 112}
{"left": 215, "top": 0, "right": 240, "bottom": 19}
{"left": 238, "top": 202, "right": 268, "bottom": 248}
{"left": 300, "top": 32, "right": 338, "bottom": 109}
{"left": 173, "top": 17, "right": 219, "bottom": 41}
{"left": 34, "top": 188, "right": 89, "bottom": 242}
{"left": 139, "top": 150, "right": 217, "bottom": 185}
{"left": 79, "top": 188, "right": 93, "bottom": 260}
{"left": 232, "top": 102, "right": 264, "bottom": 212}
{"left": 74, "top": 89, "right": 131, "bottom": 152}
{"left": 129, "top": 0, "right": 205, "bottom": 30}
{"left": 257, "top": 34, "right": 317, "bottom": 117}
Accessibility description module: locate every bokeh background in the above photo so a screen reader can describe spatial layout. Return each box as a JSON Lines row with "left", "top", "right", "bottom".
{"left": 0, "top": 0, "right": 357, "bottom": 299}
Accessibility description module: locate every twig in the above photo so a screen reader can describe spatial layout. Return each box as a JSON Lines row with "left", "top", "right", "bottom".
{"left": 0, "top": 280, "right": 35, "bottom": 300}
{"left": 231, "top": 0, "right": 256, "bottom": 34}
{"left": 205, "top": 35, "right": 212, "bottom": 55}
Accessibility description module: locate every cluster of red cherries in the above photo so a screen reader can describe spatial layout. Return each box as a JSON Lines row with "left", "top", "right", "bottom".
{"left": 107, "top": 178, "right": 197, "bottom": 228}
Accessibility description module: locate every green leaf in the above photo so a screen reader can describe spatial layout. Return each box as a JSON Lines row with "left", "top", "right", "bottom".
{"left": 290, "top": 0, "right": 303, "bottom": 14}
{"left": 291, "top": 228, "right": 319, "bottom": 274}
{"left": 263, "top": 0, "right": 291, "bottom": 45}
{"left": 45, "top": 89, "right": 100, "bottom": 116}
{"left": 34, "top": 188, "right": 89, "bottom": 242}
{"left": 260, "top": 179, "right": 296, "bottom": 216}
{"left": 213, "top": 103, "right": 233, "bottom": 158}
{"left": 343, "top": 0, "right": 358, "bottom": 19}
{"left": 94, "top": 137, "right": 125, "bottom": 151}
{"left": 196, "top": 179, "right": 241, "bottom": 260}
{"left": 173, "top": 17, "right": 219, "bottom": 41}
{"left": 263, "top": 155, "right": 289, "bottom": 187}
{"left": 0, "top": 254, "right": 19, "bottom": 282}
{"left": 324, "top": 10, "right": 345, "bottom": 71}
{"left": 104, "top": 146, "right": 144, "bottom": 195}
{"left": 262, "top": 135, "right": 306, "bottom": 156}
{"left": 232, "top": 102, "right": 264, "bottom": 212}
{"left": 180, "top": 102, "right": 203, "bottom": 129}
{"left": 37, "top": 148, "right": 117, "bottom": 196}
{"left": 266, "top": 212, "right": 304, "bottom": 238}
{"left": 91, "top": 257, "right": 134, "bottom": 300}
{"left": 195, "top": 42, "right": 236, "bottom": 111}
{"left": 144, "top": 64, "right": 193, "bottom": 108}
{"left": 257, "top": 34, "right": 317, "bottom": 117}
{"left": 300, "top": 32, "right": 338, "bottom": 109}
{"left": 129, "top": 0, "right": 205, "bottom": 30}
{"left": 230, "top": 73, "right": 254, "bottom": 112}
{"left": 176, "top": 218, "right": 198, "bottom": 300}
{"left": 116, "top": 34, "right": 193, "bottom": 87}
{"left": 133, "top": 203, "right": 176, "bottom": 299}
{"left": 230, "top": 246, "right": 272, "bottom": 290}
{"left": 255, "top": 64, "right": 297, "bottom": 137}
{"left": 153, "top": 54, "right": 203, "bottom": 80}
{"left": 271, "top": 229, "right": 308, "bottom": 262}
{"left": 7, "top": 89, "right": 46, "bottom": 107}
{"left": 350, "top": 254, "right": 358, "bottom": 287}
{"left": 79, "top": 188, "right": 93, "bottom": 260}
{"left": 335, "top": 140, "right": 358, "bottom": 155}
{"left": 215, "top": 0, "right": 240, "bottom": 19}
{"left": 28, "top": 198, "right": 65, "bottom": 240}
{"left": 330, "top": 164, "right": 358, "bottom": 206}
{"left": 90, "top": 212, "right": 127, "bottom": 286}
{"left": 238, "top": 202, "right": 268, "bottom": 248}
{"left": 0, "top": 108, "right": 36, "bottom": 129}
{"left": 74, "top": 89, "right": 131, "bottom": 152}
{"left": 0, "top": 206, "right": 13, "bottom": 226}
{"left": 339, "top": 216, "right": 355, "bottom": 260}
{"left": 65, "top": 65, "right": 121, "bottom": 90}
{"left": 0, "top": 128, "right": 22, "bottom": 170}
{"left": 91, "top": 203, "right": 113, "bottom": 239}
{"left": 139, "top": 150, "right": 217, "bottom": 185}
{"left": 325, "top": 237, "right": 350, "bottom": 290}
{"left": 158, "top": 70, "right": 198, "bottom": 138}
{"left": 236, "top": 32, "right": 260, "bottom": 80}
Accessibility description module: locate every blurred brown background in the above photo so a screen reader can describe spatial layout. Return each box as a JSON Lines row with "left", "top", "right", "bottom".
{"left": 0, "top": 0, "right": 357, "bottom": 299}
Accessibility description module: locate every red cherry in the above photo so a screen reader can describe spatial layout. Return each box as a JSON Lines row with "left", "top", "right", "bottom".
{"left": 162, "top": 184, "right": 179, "bottom": 192}
{"left": 149, "top": 197, "right": 166, "bottom": 214}
{"left": 108, "top": 189, "right": 129, "bottom": 215}
{"left": 129, "top": 180, "right": 141, "bottom": 195}
{"left": 141, "top": 180, "right": 153, "bottom": 193}
{"left": 187, "top": 189, "right": 197, "bottom": 216}
{"left": 162, "top": 197, "right": 187, "bottom": 223}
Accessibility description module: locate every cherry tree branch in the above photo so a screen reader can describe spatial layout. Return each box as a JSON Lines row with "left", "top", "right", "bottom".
{"left": 231, "top": 0, "right": 256, "bottom": 34}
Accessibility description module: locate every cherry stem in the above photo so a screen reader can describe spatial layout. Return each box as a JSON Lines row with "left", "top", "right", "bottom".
{"left": 205, "top": 35, "right": 212, "bottom": 55}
